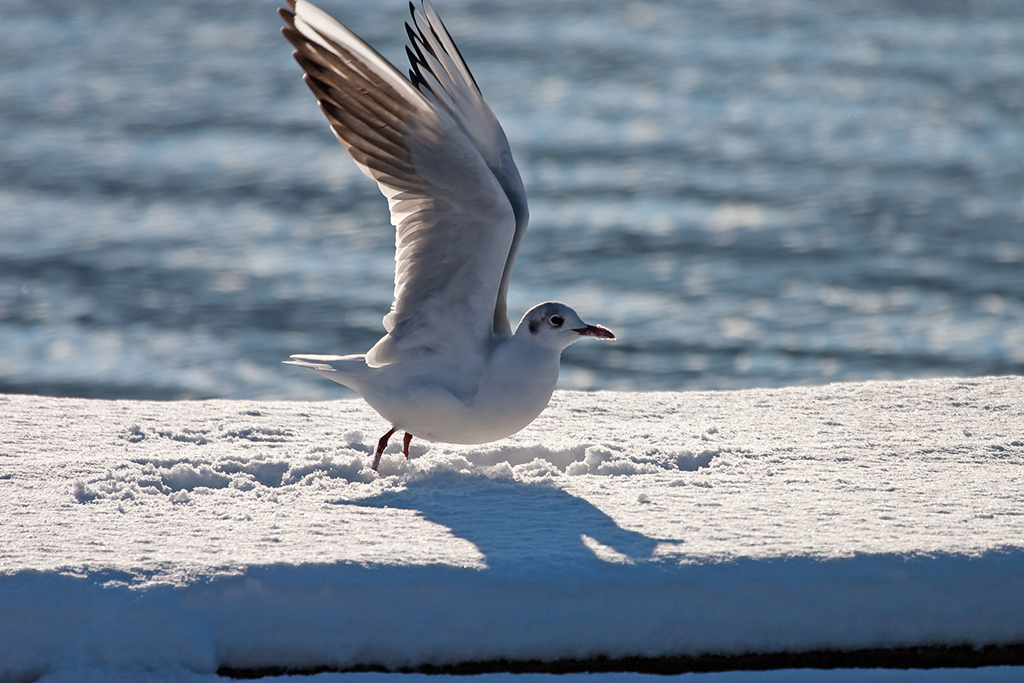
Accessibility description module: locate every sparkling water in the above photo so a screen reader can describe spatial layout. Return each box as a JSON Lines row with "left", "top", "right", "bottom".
{"left": 1, "top": 0, "right": 1022, "bottom": 399}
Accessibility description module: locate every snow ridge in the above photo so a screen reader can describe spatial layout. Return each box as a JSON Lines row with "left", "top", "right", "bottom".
{"left": 1, "top": 377, "right": 1022, "bottom": 680}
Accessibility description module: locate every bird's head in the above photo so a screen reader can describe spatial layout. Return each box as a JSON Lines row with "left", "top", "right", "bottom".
{"left": 515, "top": 302, "right": 615, "bottom": 351}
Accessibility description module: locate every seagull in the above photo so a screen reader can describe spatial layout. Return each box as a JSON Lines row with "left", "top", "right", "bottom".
{"left": 280, "top": 0, "right": 614, "bottom": 471}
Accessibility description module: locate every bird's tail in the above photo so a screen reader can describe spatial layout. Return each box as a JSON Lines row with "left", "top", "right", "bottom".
{"left": 283, "top": 354, "right": 369, "bottom": 389}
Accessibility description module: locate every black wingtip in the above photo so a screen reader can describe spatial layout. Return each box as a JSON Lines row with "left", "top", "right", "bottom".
{"left": 404, "top": 46, "right": 422, "bottom": 87}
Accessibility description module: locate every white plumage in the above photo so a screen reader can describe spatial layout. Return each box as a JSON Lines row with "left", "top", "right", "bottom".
{"left": 280, "top": 0, "right": 614, "bottom": 470}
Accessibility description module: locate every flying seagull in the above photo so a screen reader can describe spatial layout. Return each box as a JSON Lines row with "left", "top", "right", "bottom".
{"left": 280, "top": 0, "right": 614, "bottom": 471}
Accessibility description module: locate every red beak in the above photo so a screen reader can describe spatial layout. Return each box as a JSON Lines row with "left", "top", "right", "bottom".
{"left": 574, "top": 324, "right": 616, "bottom": 340}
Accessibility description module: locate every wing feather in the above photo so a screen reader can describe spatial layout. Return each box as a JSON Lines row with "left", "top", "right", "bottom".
{"left": 403, "top": 0, "right": 529, "bottom": 335}
{"left": 281, "top": 0, "right": 519, "bottom": 365}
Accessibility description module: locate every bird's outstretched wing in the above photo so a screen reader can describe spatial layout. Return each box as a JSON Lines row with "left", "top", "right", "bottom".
{"left": 404, "top": 0, "right": 529, "bottom": 336}
{"left": 280, "top": 0, "right": 528, "bottom": 367}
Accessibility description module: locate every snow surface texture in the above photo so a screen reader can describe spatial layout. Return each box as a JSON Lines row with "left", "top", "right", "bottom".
{"left": 1, "top": 377, "right": 1023, "bottom": 681}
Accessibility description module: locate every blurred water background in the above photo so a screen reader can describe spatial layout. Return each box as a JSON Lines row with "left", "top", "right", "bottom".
{"left": 1, "top": 0, "right": 1022, "bottom": 400}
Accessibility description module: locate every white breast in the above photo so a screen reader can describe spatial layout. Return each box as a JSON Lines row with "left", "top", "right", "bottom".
{"left": 360, "top": 336, "right": 561, "bottom": 444}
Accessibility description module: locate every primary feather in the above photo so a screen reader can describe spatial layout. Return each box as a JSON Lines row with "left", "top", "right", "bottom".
{"left": 281, "top": 0, "right": 527, "bottom": 363}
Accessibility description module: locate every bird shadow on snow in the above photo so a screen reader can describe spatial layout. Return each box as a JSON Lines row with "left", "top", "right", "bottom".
{"left": 336, "top": 474, "right": 673, "bottom": 573}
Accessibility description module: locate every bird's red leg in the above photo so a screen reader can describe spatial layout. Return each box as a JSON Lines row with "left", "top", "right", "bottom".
{"left": 403, "top": 432, "right": 413, "bottom": 459}
{"left": 371, "top": 427, "right": 397, "bottom": 471}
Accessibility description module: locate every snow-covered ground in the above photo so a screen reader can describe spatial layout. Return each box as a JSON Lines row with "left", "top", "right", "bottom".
{"left": 2, "top": 377, "right": 1023, "bottom": 682}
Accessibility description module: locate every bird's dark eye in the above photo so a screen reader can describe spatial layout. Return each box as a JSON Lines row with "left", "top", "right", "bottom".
{"left": 549, "top": 315, "right": 564, "bottom": 327}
